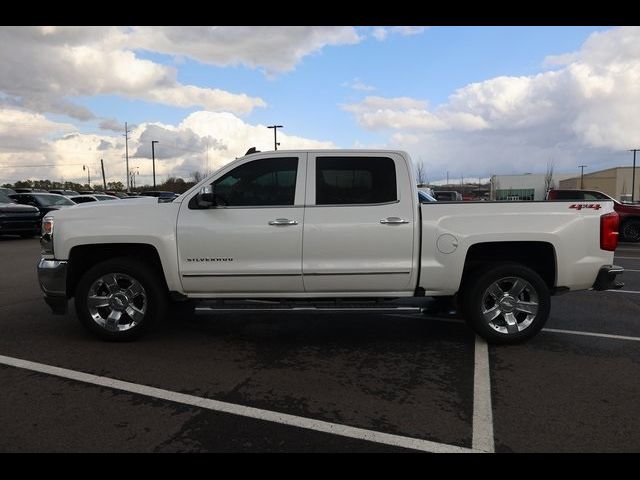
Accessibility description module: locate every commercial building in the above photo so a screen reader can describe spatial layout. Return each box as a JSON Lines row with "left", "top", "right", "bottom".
{"left": 490, "top": 173, "right": 576, "bottom": 201}
{"left": 558, "top": 166, "right": 640, "bottom": 202}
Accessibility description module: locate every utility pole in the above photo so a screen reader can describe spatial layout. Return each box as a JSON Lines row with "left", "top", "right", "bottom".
{"left": 100, "top": 159, "right": 107, "bottom": 190}
{"left": 82, "top": 165, "right": 91, "bottom": 187}
{"left": 630, "top": 149, "right": 639, "bottom": 203}
{"left": 578, "top": 165, "right": 588, "bottom": 189}
{"left": 124, "top": 122, "right": 132, "bottom": 192}
{"left": 267, "top": 125, "right": 283, "bottom": 150}
{"left": 151, "top": 140, "right": 159, "bottom": 188}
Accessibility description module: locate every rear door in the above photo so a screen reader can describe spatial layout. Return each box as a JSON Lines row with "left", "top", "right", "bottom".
{"left": 302, "top": 153, "right": 416, "bottom": 293}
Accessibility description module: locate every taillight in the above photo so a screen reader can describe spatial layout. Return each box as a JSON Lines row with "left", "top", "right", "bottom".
{"left": 600, "top": 212, "right": 619, "bottom": 251}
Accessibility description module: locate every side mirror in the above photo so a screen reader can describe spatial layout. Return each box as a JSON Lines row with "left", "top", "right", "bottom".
{"left": 196, "top": 185, "right": 216, "bottom": 208}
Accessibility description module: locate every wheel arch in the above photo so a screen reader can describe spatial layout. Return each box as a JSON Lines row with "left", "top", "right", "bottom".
{"left": 67, "top": 243, "right": 169, "bottom": 298}
{"left": 459, "top": 241, "right": 557, "bottom": 295}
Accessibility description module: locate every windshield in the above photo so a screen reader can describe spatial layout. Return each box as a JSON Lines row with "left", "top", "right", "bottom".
{"left": 34, "top": 194, "right": 76, "bottom": 206}
{"left": 0, "top": 192, "right": 14, "bottom": 203}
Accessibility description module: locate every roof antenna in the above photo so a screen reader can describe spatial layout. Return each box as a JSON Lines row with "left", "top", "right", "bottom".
{"left": 245, "top": 147, "right": 260, "bottom": 155}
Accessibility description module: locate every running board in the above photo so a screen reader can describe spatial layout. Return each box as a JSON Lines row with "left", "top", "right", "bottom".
{"left": 195, "top": 306, "right": 423, "bottom": 313}
{"left": 193, "top": 298, "right": 424, "bottom": 313}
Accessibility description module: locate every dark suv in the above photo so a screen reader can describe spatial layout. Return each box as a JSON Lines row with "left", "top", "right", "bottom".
{"left": 9, "top": 193, "right": 76, "bottom": 222}
{"left": 547, "top": 189, "right": 640, "bottom": 242}
{"left": 0, "top": 191, "right": 41, "bottom": 237}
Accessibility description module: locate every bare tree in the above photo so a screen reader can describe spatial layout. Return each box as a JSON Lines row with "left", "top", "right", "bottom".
{"left": 190, "top": 171, "right": 205, "bottom": 183}
{"left": 544, "top": 159, "right": 555, "bottom": 192}
{"left": 415, "top": 158, "right": 427, "bottom": 185}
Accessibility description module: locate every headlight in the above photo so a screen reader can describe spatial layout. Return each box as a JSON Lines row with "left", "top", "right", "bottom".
{"left": 42, "top": 217, "right": 54, "bottom": 235}
{"left": 41, "top": 216, "right": 54, "bottom": 255}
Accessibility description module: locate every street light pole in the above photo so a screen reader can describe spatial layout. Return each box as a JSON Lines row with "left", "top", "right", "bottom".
{"left": 83, "top": 165, "right": 90, "bottom": 188}
{"left": 630, "top": 149, "right": 639, "bottom": 203}
{"left": 578, "top": 165, "right": 588, "bottom": 189}
{"left": 151, "top": 140, "right": 159, "bottom": 188}
{"left": 267, "top": 125, "right": 283, "bottom": 151}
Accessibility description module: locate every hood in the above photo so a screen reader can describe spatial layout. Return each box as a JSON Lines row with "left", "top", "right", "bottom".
{"left": 0, "top": 202, "right": 39, "bottom": 214}
{"left": 48, "top": 195, "right": 172, "bottom": 221}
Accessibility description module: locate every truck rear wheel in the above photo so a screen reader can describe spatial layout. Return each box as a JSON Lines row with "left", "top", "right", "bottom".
{"left": 462, "top": 264, "right": 550, "bottom": 344}
{"left": 75, "top": 257, "right": 167, "bottom": 341}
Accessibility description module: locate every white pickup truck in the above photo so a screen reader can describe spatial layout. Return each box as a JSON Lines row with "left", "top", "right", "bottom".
{"left": 38, "top": 149, "right": 624, "bottom": 343}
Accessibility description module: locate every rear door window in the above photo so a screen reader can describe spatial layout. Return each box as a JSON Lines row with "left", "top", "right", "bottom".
{"left": 315, "top": 156, "right": 397, "bottom": 205}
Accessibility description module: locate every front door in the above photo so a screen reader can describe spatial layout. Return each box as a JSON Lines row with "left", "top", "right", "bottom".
{"left": 177, "top": 154, "right": 306, "bottom": 294}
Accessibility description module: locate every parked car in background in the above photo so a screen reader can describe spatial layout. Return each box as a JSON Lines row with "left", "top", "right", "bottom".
{"left": 546, "top": 189, "right": 640, "bottom": 242}
{"left": 70, "top": 194, "right": 120, "bottom": 204}
{"left": 13, "top": 188, "right": 48, "bottom": 193}
{"left": 0, "top": 187, "right": 17, "bottom": 196}
{"left": 434, "top": 190, "right": 463, "bottom": 201}
{"left": 103, "top": 191, "right": 129, "bottom": 199}
{"left": 9, "top": 193, "right": 76, "bottom": 222}
{"left": 0, "top": 191, "right": 41, "bottom": 237}
{"left": 49, "top": 189, "right": 80, "bottom": 197}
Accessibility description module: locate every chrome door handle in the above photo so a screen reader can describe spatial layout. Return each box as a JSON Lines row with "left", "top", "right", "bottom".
{"left": 269, "top": 218, "right": 298, "bottom": 226}
{"left": 380, "top": 217, "right": 410, "bottom": 224}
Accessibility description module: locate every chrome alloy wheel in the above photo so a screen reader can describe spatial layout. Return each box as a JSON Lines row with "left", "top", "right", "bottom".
{"left": 86, "top": 273, "right": 147, "bottom": 332}
{"left": 481, "top": 276, "right": 539, "bottom": 335}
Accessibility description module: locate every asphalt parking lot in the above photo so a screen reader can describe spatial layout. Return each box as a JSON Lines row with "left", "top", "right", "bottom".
{"left": 1, "top": 237, "right": 639, "bottom": 452}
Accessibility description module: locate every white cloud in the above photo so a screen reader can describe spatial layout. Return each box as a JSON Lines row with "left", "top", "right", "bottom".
{"left": 128, "top": 26, "right": 362, "bottom": 74}
{"left": 0, "top": 109, "right": 336, "bottom": 185}
{"left": 371, "top": 26, "right": 427, "bottom": 41}
{"left": 0, "top": 27, "right": 288, "bottom": 120}
{"left": 372, "top": 28, "right": 388, "bottom": 41}
{"left": 343, "top": 27, "right": 640, "bottom": 179}
{"left": 341, "top": 78, "right": 376, "bottom": 92}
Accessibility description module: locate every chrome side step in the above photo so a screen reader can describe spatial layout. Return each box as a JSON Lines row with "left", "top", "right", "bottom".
{"left": 195, "top": 306, "right": 422, "bottom": 313}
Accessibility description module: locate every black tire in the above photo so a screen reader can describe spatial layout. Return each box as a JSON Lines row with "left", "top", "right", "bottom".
{"left": 74, "top": 257, "right": 168, "bottom": 341}
{"left": 462, "top": 264, "right": 550, "bottom": 344}
{"left": 621, "top": 220, "right": 640, "bottom": 242}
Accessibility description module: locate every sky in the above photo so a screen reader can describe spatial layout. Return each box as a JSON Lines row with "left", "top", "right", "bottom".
{"left": 2, "top": 25, "right": 639, "bottom": 186}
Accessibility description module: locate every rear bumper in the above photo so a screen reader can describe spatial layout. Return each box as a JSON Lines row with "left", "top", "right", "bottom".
{"left": 592, "top": 265, "right": 624, "bottom": 291}
{"left": 37, "top": 258, "right": 68, "bottom": 314}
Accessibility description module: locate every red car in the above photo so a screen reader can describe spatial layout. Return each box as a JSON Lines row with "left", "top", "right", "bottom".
{"left": 547, "top": 189, "right": 640, "bottom": 242}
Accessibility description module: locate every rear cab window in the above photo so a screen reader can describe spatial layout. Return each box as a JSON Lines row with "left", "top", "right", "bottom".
{"left": 315, "top": 156, "right": 397, "bottom": 205}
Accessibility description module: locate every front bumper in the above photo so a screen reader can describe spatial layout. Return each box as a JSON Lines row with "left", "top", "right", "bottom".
{"left": 592, "top": 265, "right": 624, "bottom": 291}
{"left": 37, "top": 258, "right": 68, "bottom": 314}
{"left": 0, "top": 217, "right": 41, "bottom": 235}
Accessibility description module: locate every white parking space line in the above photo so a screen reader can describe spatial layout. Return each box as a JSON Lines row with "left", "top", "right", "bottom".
{"left": 606, "top": 289, "right": 640, "bottom": 294}
{"left": 543, "top": 328, "right": 640, "bottom": 342}
{"left": 472, "top": 336, "right": 495, "bottom": 453}
{"left": 614, "top": 256, "right": 640, "bottom": 260}
{"left": 0, "top": 354, "right": 481, "bottom": 454}
{"left": 621, "top": 269, "right": 640, "bottom": 272}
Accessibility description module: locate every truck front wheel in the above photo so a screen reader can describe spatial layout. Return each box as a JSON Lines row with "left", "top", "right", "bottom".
{"left": 75, "top": 257, "right": 168, "bottom": 341}
{"left": 462, "top": 264, "right": 550, "bottom": 344}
